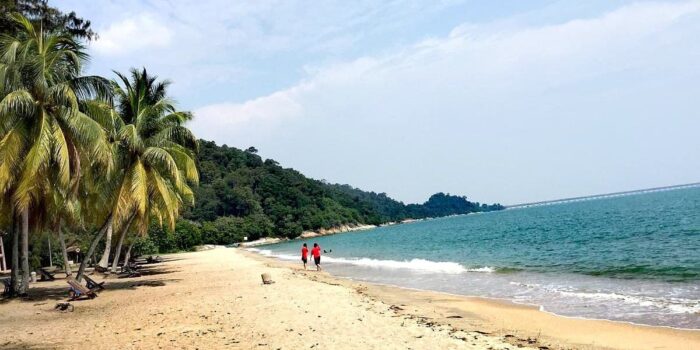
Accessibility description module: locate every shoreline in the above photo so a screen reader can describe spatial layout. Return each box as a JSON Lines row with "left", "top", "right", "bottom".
{"left": 355, "top": 279, "right": 700, "bottom": 332}
{"left": 242, "top": 216, "right": 447, "bottom": 247}
{"left": 246, "top": 247, "right": 700, "bottom": 331}
{"left": 244, "top": 249, "right": 700, "bottom": 350}
{"left": 0, "top": 247, "right": 534, "bottom": 349}
{"left": 1, "top": 247, "right": 697, "bottom": 349}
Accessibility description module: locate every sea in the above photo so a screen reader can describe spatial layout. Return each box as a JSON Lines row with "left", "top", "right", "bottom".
{"left": 252, "top": 187, "right": 700, "bottom": 329}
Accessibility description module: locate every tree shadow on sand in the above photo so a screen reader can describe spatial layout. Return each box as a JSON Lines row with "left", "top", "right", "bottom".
{"left": 1, "top": 277, "right": 183, "bottom": 303}
{"left": 0, "top": 263, "right": 183, "bottom": 303}
{"left": 122, "top": 266, "right": 181, "bottom": 277}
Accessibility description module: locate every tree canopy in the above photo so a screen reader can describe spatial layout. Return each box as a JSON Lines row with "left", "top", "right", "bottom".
{"left": 0, "top": 0, "right": 95, "bottom": 40}
{"left": 175, "top": 140, "right": 503, "bottom": 245}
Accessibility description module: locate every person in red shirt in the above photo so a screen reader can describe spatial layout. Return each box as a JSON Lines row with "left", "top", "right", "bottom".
{"left": 311, "top": 243, "right": 322, "bottom": 271}
{"left": 301, "top": 243, "right": 309, "bottom": 270}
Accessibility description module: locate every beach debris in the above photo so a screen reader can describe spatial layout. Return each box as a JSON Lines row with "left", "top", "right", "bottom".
{"left": 261, "top": 273, "right": 275, "bottom": 284}
{"left": 54, "top": 302, "right": 74, "bottom": 312}
{"left": 446, "top": 315, "right": 463, "bottom": 319}
{"left": 389, "top": 305, "right": 404, "bottom": 311}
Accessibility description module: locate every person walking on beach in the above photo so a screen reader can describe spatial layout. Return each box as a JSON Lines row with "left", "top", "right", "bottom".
{"left": 301, "top": 243, "right": 309, "bottom": 270}
{"left": 311, "top": 243, "right": 322, "bottom": 271}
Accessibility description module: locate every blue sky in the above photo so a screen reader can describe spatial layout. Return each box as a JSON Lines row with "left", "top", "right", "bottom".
{"left": 55, "top": 0, "right": 700, "bottom": 204}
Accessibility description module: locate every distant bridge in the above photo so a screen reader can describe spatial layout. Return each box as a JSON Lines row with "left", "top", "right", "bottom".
{"left": 506, "top": 182, "right": 700, "bottom": 209}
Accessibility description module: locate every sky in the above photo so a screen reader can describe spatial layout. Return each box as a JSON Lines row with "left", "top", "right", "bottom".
{"left": 55, "top": 0, "right": 700, "bottom": 205}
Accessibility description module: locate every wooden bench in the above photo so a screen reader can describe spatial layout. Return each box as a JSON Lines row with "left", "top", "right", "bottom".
{"left": 66, "top": 278, "right": 97, "bottom": 301}
{"left": 38, "top": 268, "right": 56, "bottom": 281}
{"left": 83, "top": 275, "right": 105, "bottom": 291}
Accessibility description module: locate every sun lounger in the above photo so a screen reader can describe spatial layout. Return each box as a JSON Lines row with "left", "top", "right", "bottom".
{"left": 83, "top": 275, "right": 105, "bottom": 291}
{"left": 66, "top": 278, "right": 97, "bottom": 300}
{"left": 38, "top": 268, "right": 56, "bottom": 281}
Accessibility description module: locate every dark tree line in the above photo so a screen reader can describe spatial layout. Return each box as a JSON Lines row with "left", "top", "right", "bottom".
{"left": 134, "top": 140, "right": 503, "bottom": 253}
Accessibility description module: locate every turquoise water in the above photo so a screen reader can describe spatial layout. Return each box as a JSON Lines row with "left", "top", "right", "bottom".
{"left": 256, "top": 187, "right": 700, "bottom": 329}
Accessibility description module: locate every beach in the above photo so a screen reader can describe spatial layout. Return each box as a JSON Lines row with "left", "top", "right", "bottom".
{"left": 0, "top": 247, "right": 698, "bottom": 350}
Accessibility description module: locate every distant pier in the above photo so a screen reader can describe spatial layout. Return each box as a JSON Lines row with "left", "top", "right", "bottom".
{"left": 506, "top": 182, "right": 700, "bottom": 209}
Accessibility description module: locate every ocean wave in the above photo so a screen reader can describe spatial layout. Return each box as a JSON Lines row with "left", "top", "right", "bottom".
{"left": 320, "top": 256, "right": 473, "bottom": 274}
{"left": 557, "top": 291, "right": 700, "bottom": 314}
{"left": 247, "top": 248, "right": 272, "bottom": 256}
{"left": 508, "top": 281, "right": 700, "bottom": 314}
{"left": 246, "top": 248, "right": 490, "bottom": 274}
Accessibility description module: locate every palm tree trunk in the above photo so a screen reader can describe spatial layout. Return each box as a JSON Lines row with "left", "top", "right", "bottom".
{"left": 10, "top": 212, "right": 19, "bottom": 296}
{"left": 123, "top": 241, "right": 135, "bottom": 268}
{"left": 18, "top": 208, "right": 29, "bottom": 295}
{"left": 110, "top": 213, "right": 135, "bottom": 274}
{"left": 57, "top": 223, "right": 71, "bottom": 276}
{"left": 75, "top": 214, "right": 113, "bottom": 282}
{"left": 97, "top": 220, "right": 113, "bottom": 268}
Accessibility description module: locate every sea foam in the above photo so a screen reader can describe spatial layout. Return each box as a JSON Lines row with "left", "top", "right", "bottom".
{"left": 508, "top": 281, "right": 700, "bottom": 314}
{"left": 246, "top": 248, "right": 491, "bottom": 274}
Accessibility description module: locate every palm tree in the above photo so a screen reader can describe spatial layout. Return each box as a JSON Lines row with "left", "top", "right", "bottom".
{"left": 108, "top": 68, "right": 199, "bottom": 273}
{"left": 0, "top": 13, "right": 111, "bottom": 294}
{"left": 73, "top": 68, "right": 199, "bottom": 278}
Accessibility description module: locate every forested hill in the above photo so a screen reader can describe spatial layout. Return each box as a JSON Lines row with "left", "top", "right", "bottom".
{"left": 182, "top": 140, "right": 503, "bottom": 242}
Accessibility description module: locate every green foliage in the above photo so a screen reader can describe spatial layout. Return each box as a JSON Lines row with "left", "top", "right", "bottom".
{"left": 174, "top": 220, "right": 202, "bottom": 250}
{"left": 132, "top": 235, "right": 159, "bottom": 257}
{"left": 0, "top": 0, "right": 95, "bottom": 39}
{"left": 176, "top": 140, "right": 504, "bottom": 246}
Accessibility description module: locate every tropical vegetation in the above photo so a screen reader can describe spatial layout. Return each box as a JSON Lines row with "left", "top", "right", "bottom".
{"left": 0, "top": 2, "right": 198, "bottom": 296}
{"left": 130, "top": 141, "right": 504, "bottom": 255}
{"left": 0, "top": 1, "right": 503, "bottom": 297}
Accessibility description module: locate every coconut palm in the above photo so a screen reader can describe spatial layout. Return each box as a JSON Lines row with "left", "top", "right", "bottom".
{"left": 74, "top": 68, "right": 199, "bottom": 278}
{"left": 0, "top": 13, "right": 111, "bottom": 294}
{"left": 109, "top": 68, "right": 198, "bottom": 273}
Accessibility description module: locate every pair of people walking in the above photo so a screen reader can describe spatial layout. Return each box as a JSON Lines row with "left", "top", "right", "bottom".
{"left": 301, "top": 243, "right": 322, "bottom": 271}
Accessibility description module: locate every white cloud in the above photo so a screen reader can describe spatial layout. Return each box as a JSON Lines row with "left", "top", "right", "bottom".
{"left": 190, "top": 1, "right": 700, "bottom": 203}
{"left": 92, "top": 14, "right": 172, "bottom": 56}
{"left": 191, "top": 86, "right": 307, "bottom": 144}
{"left": 194, "top": 1, "right": 700, "bottom": 137}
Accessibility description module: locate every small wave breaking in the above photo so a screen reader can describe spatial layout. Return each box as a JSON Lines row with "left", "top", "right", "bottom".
{"left": 246, "top": 248, "right": 492, "bottom": 274}
{"left": 508, "top": 282, "right": 700, "bottom": 314}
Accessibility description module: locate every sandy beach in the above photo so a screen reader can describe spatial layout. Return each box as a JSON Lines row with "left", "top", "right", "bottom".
{"left": 0, "top": 247, "right": 698, "bottom": 350}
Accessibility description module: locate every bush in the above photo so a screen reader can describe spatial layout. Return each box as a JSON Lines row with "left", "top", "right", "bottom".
{"left": 133, "top": 235, "right": 159, "bottom": 256}
{"left": 174, "top": 220, "right": 202, "bottom": 250}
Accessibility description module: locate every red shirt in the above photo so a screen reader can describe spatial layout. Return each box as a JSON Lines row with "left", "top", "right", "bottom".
{"left": 311, "top": 246, "right": 321, "bottom": 258}
{"left": 301, "top": 246, "right": 308, "bottom": 258}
